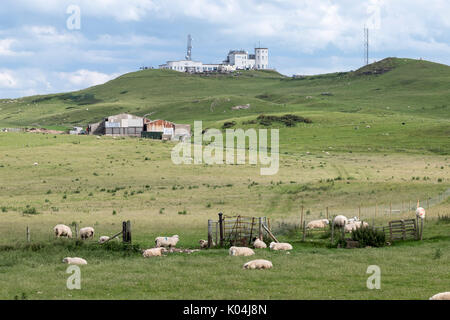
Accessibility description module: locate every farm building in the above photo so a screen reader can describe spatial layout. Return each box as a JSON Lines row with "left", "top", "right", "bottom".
{"left": 142, "top": 119, "right": 191, "bottom": 141}
{"left": 88, "top": 113, "right": 144, "bottom": 137}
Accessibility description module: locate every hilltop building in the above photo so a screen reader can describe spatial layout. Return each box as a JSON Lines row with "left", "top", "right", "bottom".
{"left": 159, "top": 35, "right": 269, "bottom": 73}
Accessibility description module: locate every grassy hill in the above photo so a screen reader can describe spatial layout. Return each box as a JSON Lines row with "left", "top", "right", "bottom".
{"left": 1, "top": 57, "right": 449, "bottom": 154}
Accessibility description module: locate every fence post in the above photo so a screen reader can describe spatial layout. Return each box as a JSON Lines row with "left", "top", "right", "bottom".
{"left": 358, "top": 205, "right": 361, "bottom": 220}
{"left": 420, "top": 218, "right": 424, "bottom": 241}
{"left": 207, "top": 219, "right": 213, "bottom": 248}
{"left": 26, "top": 226, "right": 30, "bottom": 243}
{"left": 258, "top": 217, "right": 263, "bottom": 241}
{"left": 126, "top": 220, "right": 132, "bottom": 243}
{"left": 302, "top": 221, "right": 306, "bottom": 242}
{"left": 331, "top": 219, "right": 335, "bottom": 244}
{"left": 326, "top": 207, "right": 329, "bottom": 220}
{"left": 122, "top": 221, "right": 127, "bottom": 242}
{"left": 218, "top": 213, "right": 224, "bottom": 247}
{"left": 300, "top": 205, "right": 304, "bottom": 229}
{"left": 74, "top": 223, "right": 78, "bottom": 239}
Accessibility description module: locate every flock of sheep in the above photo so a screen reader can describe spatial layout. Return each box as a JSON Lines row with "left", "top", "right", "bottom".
{"left": 53, "top": 207, "right": 449, "bottom": 299}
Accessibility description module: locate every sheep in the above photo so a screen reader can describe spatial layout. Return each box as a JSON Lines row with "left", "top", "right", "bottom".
{"left": 199, "top": 239, "right": 215, "bottom": 249}
{"left": 344, "top": 221, "right": 369, "bottom": 233}
{"left": 98, "top": 236, "right": 110, "bottom": 244}
{"left": 416, "top": 207, "right": 426, "bottom": 219}
{"left": 348, "top": 216, "right": 360, "bottom": 224}
{"left": 54, "top": 224, "right": 73, "bottom": 238}
{"left": 429, "top": 292, "right": 450, "bottom": 300}
{"left": 142, "top": 247, "right": 167, "bottom": 257}
{"left": 269, "top": 242, "right": 293, "bottom": 251}
{"left": 62, "top": 257, "right": 87, "bottom": 265}
{"left": 307, "top": 219, "right": 329, "bottom": 230}
{"left": 155, "top": 235, "right": 179, "bottom": 248}
{"left": 243, "top": 259, "right": 273, "bottom": 270}
{"left": 333, "top": 215, "right": 348, "bottom": 228}
{"left": 252, "top": 238, "right": 267, "bottom": 249}
{"left": 229, "top": 246, "right": 255, "bottom": 256}
{"left": 79, "top": 227, "right": 95, "bottom": 240}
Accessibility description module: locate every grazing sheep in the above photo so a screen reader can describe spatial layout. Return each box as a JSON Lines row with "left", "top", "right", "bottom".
{"left": 243, "top": 259, "right": 273, "bottom": 270}
{"left": 333, "top": 215, "right": 348, "bottom": 228}
{"left": 348, "top": 216, "right": 360, "bottom": 223}
{"left": 344, "top": 221, "right": 369, "bottom": 233}
{"left": 142, "top": 247, "right": 167, "bottom": 257}
{"left": 54, "top": 224, "right": 73, "bottom": 238}
{"left": 429, "top": 292, "right": 450, "bottom": 300}
{"left": 79, "top": 227, "right": 95, "bottom": 240}
{"left": 416, "top": 207, "right": 426, "bottom": 219}
{"left": 199, "top": 239, "right": 215, "bottom": 249}
{"left": 269, "top": 242, "right": 293, "bottom": 251}
{"left": 307, "top": 219, "right": 329, "bottom": 230}
{"left": 252, "top": 238, "right": 267, "bottom": 249}
{"left": 98, "top": 236, "right": 110, "bottom": 244}
{"left": 229, "top": 246, "right": 255, "bottom": 256}
{"left": 155, "top": 235, "right": 179, "bottom": 248}
{"left": 62, "top": 257, "right": 87, "bottom": 265}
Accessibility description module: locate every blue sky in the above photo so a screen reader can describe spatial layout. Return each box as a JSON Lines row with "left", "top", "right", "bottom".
{"left": 0, "top": 0, "right": 449, "bottom": 98}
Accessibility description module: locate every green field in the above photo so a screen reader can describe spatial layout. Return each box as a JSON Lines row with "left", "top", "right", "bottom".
{"left": 0, "top": 58, "right": 449, "bottom": 300}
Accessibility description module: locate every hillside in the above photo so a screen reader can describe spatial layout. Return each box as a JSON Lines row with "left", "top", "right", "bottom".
{"left": 0, "top": 57, "right": 449, "bottom": 154}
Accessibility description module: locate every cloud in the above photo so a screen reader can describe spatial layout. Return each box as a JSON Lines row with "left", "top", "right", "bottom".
{"left": 57, "top": 69, "right": 119, "bottom": 87}
{"left": 0, "top": 70, "right": 17, "bottom": 88}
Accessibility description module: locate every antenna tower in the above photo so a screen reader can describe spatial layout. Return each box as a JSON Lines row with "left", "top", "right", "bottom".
{"left": 364, "top": 27, "right": 369, "bottom": 65}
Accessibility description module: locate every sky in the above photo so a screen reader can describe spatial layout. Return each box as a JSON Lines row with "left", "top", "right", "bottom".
{"left": 0, "top": 0, "right": 449, "bottom": 98}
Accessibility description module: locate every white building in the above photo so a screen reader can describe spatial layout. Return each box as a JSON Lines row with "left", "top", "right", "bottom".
{"left": 159, "top": 39, "right": 269, "bottom": 73}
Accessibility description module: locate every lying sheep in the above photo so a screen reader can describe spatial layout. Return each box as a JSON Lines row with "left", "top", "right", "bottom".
{"left": 307, "top": 219, "right": 329, "bottom": 230}
{"left": 98, "top": 236, "right": 110, "bottom": 244}
{"left": 142, "top": 247, "right": 167, "bottom": 257}
{"left": 333, "top": 215, "right": 348, "bottom": 228}
{"left": 243, "top": 259, "right": 273, "bottom": 270}
{"left": 269, "top": 242, "right": 293, "bottom": 251}
{"left": 416, "top": 207, "right": 426, "bottom": 219}
{"left": 229, "top": 246, "right": 255, "bottom": 256}
{"left": 199, "top": 239, "right": 215, "bottom": 249}
{"left": 155, "top": 235, "right": 179, "bottom": 248}
{"left": 79, "top": 227, "right": 95, "bottom": 240}
{"left": 429, "top": 292, "right": 450, "bottom": 300}
{"left": 252, "top": 238, "right": 267, "bottom": 249}
{"left": 62, "top": 257, "right": 87, "bottom": 265}
{"left": 54, "top": 224, "right": 73, "bottom": 238}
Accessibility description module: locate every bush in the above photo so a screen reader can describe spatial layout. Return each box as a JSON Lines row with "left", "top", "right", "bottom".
{"left": 351, "top": 226, "right": 386, "bottom": 247}
{"left": 22, "top": 207, "right": 39, "bottom": 215}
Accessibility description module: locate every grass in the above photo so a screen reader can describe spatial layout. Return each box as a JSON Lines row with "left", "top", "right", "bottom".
{"left": 0, "top": 57, "right": 449, "bottom": 299}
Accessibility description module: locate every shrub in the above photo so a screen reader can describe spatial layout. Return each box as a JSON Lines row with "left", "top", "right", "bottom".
{"left": 351, "top": 226, "right": 386, "bottom": 247}
{"left": 22, "top": 207, "right": 39, "bottom": 215}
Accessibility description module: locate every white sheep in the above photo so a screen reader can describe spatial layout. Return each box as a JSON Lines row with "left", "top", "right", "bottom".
{"left": 253, "top": 238, "right": 267, "bottom": 249}
{"left": 155, "top": 235, "right": 179, "bottom": 248}
{"left": 243, "top": 259, "right": 273, "bottom": 270}
{"left": 307, "top": 219, "right": 329, "bottom": 230}
{"left": 416, "top": 207, "right": 426, "bottom": 219}
{"left": 199, "top": 239, "right": 215, "bottom": 248}
{"left": 62, "top": 257, "right": 87, "bottom": 265}
{"left": 429, "top": 292, "right": 450, "bottom": 300}
{"left": 54, "top": 224, "right": 73, "bottom": 238}
{"left": 79, "top": 227, "right": 95, "bottom": 240}
{"left": 142, "top": 247, "right": 167, "bottom": 257}
{"left": 98, "top": 236, "right": 110, "bottom": 244}
{"left": 348, "top": 216, "right": 360, "bottom": 223}
{"left": 333, "top": 215, "right": 348, "bottom": 228}
{"left": 269, "top": 242, "right": 293, "bottom": 251}
{"left": 229, "top": 246, "right": 255, "bottom": 256}
{"left": 344, "top": 221, "right": 369, "bottom": 233}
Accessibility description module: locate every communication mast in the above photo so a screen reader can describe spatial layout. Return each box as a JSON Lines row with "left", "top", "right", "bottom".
{"left": 185, "top": 34, "right": 192, "bottom": 61}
